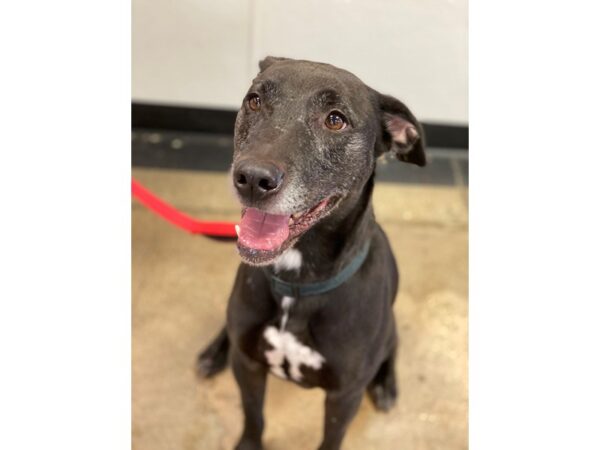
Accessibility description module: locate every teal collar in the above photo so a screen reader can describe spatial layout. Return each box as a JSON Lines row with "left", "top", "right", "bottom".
{"left": 264, "top": 240, "right": 371, "bottom": 298}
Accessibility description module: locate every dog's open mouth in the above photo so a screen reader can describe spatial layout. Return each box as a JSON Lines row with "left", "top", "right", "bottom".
{"left": 236, "top": 195, "right": 340, "bottom": 265}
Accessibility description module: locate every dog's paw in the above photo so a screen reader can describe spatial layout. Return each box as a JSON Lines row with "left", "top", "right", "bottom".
{"left": 368, "top": 382, "right": 397, "bottom": 412}
{"left": 234, "top": 438, "right": 263, "bottom": 450}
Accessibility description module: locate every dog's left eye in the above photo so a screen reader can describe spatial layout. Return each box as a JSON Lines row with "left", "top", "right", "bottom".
{"left": 248, "top": 94, "right": 260, "bottom": 111}
{"left": 325, "top": 112, "right": 347, "bottom": 131}
{"left": 247, "top": 94, "right": 261, "bottom": 112}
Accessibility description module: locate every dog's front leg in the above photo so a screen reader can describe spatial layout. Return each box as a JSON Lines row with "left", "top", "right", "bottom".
{"left": 318, "top": 389, "right": 364, "bottom": 450}
{"left": 231, "top": 348, "right": 268, "bottom": 450}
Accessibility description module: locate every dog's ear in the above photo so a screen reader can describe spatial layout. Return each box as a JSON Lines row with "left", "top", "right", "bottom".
{"left": 376, "top": 93, "right": 426, "bottom": 167}
{"left": 258, "top": 56, "right": 289, "bottom": 73}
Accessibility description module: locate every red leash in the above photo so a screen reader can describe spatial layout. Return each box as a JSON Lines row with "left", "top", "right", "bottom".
{"left": 132, "top": 178, "right": 237, "bottom": 237}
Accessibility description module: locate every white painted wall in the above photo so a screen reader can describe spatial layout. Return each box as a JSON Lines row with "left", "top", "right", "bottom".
{"left": 133, "top": 0, "right": 467, "bottom": 124}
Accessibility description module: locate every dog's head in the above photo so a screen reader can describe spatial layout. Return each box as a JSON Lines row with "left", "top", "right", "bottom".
{"left": 233, "top": 57, "right": 426, "bottom": 265}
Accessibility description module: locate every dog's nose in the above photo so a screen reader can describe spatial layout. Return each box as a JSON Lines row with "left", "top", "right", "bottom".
{"left": 233, "top": 161, "right": 284, "bottom": 202}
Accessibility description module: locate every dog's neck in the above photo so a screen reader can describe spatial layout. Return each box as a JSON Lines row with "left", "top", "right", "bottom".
{"left": 272, "top": 173, "right": 376, "bottom": 284}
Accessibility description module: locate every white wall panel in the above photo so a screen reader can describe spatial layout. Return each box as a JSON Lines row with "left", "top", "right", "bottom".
{"left": 132, "top": 0, "right": 252, "bottom": 109}
{"left": 251, "top": 0, "right": 467, "bottom": 123}
{"left": 133, "top": 0, "right": 467, "bottom": 124}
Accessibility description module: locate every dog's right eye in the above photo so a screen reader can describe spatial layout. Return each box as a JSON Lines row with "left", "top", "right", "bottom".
{"left": 247, "top": 94, "right": 261, "bottom": 112}
{"left": 325, "top": 111, "right": 347, "bottom": 131}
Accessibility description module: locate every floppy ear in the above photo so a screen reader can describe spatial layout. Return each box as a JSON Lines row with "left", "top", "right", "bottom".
{"left": 258, "top": 56, "right": 289, "bottom": 73}
{"left": 377, "top": 93, "right": 426, "bottom": 167}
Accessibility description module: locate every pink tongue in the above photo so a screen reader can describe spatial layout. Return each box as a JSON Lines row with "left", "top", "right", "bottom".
{"left": 238, "top": 208, "right": 290, "bottom": 251}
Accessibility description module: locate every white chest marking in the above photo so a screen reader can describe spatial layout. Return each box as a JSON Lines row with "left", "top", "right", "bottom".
{"left": 264, "top": 326, "right": 325, "bottom": 381}
{"left": 263, "top": 296, "right": 325, "bottom": 381}
{"left": 273, "top": 248, "right": 302, "bottom": 273}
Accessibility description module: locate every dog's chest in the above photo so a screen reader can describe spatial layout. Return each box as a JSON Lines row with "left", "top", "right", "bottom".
{"left": 262, "top": 296, "right": 325, "bottom": 382}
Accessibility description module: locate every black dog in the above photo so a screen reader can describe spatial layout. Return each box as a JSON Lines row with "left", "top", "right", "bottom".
{"left": 197, "top": 57, "right": 426, "bottom": 450}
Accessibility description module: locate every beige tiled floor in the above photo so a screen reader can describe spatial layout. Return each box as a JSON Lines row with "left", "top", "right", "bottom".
{"left": 132, "top": 167, "right": 468, "bottom": 450}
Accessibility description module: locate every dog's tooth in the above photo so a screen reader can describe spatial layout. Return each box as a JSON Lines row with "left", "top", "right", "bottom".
{"left": 235, "top": 224, "right": 240, "bottom": 236}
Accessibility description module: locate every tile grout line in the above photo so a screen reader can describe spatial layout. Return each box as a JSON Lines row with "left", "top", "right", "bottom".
{"left": 449, "top": 158, "right": 465, "bottom": 187}
{"left": 448, "top": 158, "right": 469, "bottom": 211}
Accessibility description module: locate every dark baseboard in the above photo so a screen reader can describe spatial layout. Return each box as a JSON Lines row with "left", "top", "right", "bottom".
{"left": 420, "top": 123, "right": 469, "bottom": 150}
{"left": 132, "top": 102, "right": 468, "bottom": 150}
